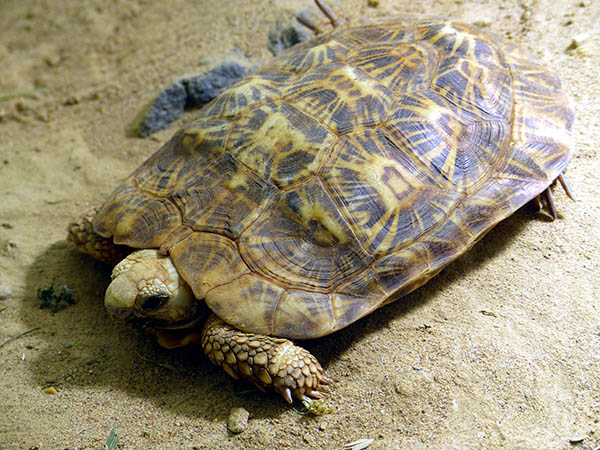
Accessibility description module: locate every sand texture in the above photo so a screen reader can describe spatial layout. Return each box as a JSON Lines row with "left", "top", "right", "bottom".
{"left": 1, "top": 0, "right": 599, "bottom": 448}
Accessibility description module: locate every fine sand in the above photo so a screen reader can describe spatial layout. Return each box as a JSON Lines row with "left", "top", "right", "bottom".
{"left": 1, "top": 0, "right": 599, "bottom": 448}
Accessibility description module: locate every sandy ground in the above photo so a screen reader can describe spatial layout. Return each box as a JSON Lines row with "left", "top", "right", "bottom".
{"left": 1, "top": 0, "right": 599, "bottom": 448}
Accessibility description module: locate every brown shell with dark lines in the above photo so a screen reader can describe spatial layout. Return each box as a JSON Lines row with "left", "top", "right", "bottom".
{"left": 92, "top": 20, "right": 574, "bottom": 339}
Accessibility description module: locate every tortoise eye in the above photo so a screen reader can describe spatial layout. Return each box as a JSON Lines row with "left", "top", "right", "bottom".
{"left": 139, "top": 294, "right": 168, "bottom": 312}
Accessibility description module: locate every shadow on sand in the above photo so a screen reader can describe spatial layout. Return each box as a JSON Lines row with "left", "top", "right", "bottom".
{"left": 20, "top": 204, "right": 544, "bottom": 421}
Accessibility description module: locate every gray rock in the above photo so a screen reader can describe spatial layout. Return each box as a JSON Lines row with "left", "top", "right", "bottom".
{"left": 138, "top": 61, "right": 248, "bottom": 136}
{"left": 268, "top": 19, "right": 312, "bottom": 56}
{"left": 138, "top": 82, "right": 187, "bottom": 137}
{"left": 182, "top": 61, "right": 248, "bottom": 108}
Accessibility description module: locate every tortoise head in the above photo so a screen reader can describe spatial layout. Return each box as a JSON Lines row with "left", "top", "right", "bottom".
{"left": 105, "top": 249, "right": 197, "bottom": 327}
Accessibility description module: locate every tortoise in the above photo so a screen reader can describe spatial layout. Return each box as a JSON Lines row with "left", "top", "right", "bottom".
{"left": 67, "top": 0, "right": 574, "bottom": 404}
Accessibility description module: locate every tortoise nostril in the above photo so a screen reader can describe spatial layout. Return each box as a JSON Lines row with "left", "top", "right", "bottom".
{"left": 139, "top": 294, "right": 168, "bottom": 312}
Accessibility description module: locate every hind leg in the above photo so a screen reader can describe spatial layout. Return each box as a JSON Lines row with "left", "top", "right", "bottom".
{"left": 67, "top": 207, "right": 129, "bottom": 265}
{"left": 536, "top": 173, "right": 575, "bottom": 220}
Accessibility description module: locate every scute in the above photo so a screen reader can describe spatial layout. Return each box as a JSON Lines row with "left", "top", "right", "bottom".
{"left": 345, "top": 42, "right": 437, "bottom": 93}
{"left": 170, "top": 152, "right": 277, "bottom": 238}
{"left": 283, "top": 61, "right": 395, "bottom": 135}
{"left": 322, "top": 128, "right": 463, "bottom": 256}
{"left": 264, "top": 35, "right": 352, "bottom": 74}
{"left": 227, "top": 100, "right": 337, "bottom": 186}
{"left": 384, "top": 90, "right": 512, "bottom": 189}
{"left": 169, "top": 231, "right": 250, "bottom": 299}
{"left": 93, "top": 184, "right": 182, "bottom": 248}
{"left": 239, "top": 178, "right": 373, "bottom": 292}
{"left": 94, "top": 19, "right": 574, "bottom": 339}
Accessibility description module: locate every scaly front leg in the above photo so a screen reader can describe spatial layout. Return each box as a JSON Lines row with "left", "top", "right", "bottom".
{"left": 67, "top": 207, "right": 130, "bottom": 265}
{"left": 201, "top": 314, "right": 331, "bottom": 404}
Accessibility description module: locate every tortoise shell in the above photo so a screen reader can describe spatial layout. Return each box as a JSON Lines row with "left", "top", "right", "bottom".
{"left": 92, "top": 19, "right": 574, "bottom": 339}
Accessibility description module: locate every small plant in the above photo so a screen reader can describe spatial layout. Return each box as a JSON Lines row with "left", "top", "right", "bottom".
{"left": 37, "top": 285, "right": 76, "bottom": 313}
{"left": 292, "top": 399, "right": 332, "bottom": 416}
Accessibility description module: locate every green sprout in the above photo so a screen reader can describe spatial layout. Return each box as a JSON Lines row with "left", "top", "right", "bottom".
{"left": 292, "top": 399, "right": 332, "bottom": 416}
{"left": 105, "top": 429, "right": 119, "bottom": 450}
{"left": 37, "top": 285, "right": 76, "bottom": 313}
{"left": 0, "top": 88, "right": 44, "bottom": 101}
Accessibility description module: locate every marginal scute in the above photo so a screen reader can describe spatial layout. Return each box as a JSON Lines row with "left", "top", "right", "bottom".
{"left": 455, "top": 180, "right": 510, "bottom": 236}
{"left": 420, "top": 211, "right": 473, "bottom": 269}
{"left": 273, "top": 290, "right": 335, "bottom": 339}
{"left": 377, "top": 244, "right": 430, "bottom": 296}
{"left": 501, "top": 40, "right": 573, "bottom": 168}
{"left": 206, "top": 274, "right": 285, "bottom": 335}
{"left": 498, "top": 143, "right": 549, "bottom": 186}
{"left": 93, "top": 184, "right": 181, "bottom": 248}
{"left": 329, "top": 268, "right": 385, "bottom": 330}
{"left": 169, "top": 231, "right": 249, "bottom": 299}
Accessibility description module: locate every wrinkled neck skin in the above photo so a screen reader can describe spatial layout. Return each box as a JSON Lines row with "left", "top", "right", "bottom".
{"left": 104, "top": 249, "right": 204, "bottom": 333}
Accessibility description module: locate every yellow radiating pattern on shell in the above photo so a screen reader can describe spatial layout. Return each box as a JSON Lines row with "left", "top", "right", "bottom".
{"left": 224, "top": 170, "right": 248, "bottom": 192}
{"left": 362, "top": 153, "right": 412, "bottom": 212}
{"left": 297, "top": 200, "right": 349, "bottom": 246}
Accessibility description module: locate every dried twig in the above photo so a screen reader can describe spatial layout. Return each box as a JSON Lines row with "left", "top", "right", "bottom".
{"left": 0, "top": 327, "right": 40, "bottom": 349}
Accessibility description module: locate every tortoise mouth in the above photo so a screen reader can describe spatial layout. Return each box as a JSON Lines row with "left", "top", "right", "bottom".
{"left": 123, "top": 303, "right": 209, "bottom": 333}
{"left": 148, "top": 314, "right": 205, "bottom": 332}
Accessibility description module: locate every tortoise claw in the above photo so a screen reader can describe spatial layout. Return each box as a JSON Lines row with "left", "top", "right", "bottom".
{"left": 306, "top": 390, "right": 324, "bottom": 399}
{"left": 320, "top": 375, "right": 333, "bottom": 386}
{"left": 315, "top": 0, "right": 340, "bottom": 27}
{"left": 558, "top": 173, "right": 575, "bottom": 201}
{"left": 283, "top": 388, "right": 294, "bottom": 404}
{"left": 541, "top": 187, "right": 558, "bottom": 220}
{"left": 537, "top": 172, "right": 574, "bottom": 220}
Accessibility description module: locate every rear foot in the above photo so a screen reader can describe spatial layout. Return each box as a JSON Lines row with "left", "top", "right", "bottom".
{"left": 535, "top": 173, "right": 574, "bottom": 220}
{"left": 201, "top": 314, "right": 331, "bottom": 404}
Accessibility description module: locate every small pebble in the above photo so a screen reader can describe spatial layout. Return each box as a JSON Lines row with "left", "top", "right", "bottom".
{"left": 367, "top": 0, "right": 380, "bottom": 7}
{"left": 565, "top": 33, "right": 590, "bottom": 54}
{"left": 568, "top": 434, "right": 586, "bottom": 444}
{"left": 471, "top": 16, "right": 493, "bottom": 28}
{"left": 43, "top": 386, "right": 57, "bottom": 395}
{"left": 0, "top": 285, "right": 12, "bottom": 300}
{"left": 227, "top": 407, "right": 249, "bottom": 434}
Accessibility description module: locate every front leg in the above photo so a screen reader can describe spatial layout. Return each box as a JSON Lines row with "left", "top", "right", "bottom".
{"left": 67, "top": 207, "right": 130, "bottom": 265}
{"left": 201, "top": 314, "right": 331, "bottom": 404}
